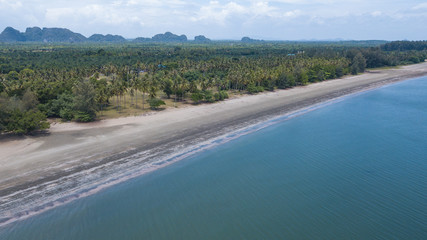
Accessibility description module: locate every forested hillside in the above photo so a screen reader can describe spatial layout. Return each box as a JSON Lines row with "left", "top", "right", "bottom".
{"left": 0, "top": 27, "right": 209, "bottom": 43}
{"left": 0, "top": 41, "right": 426, "bottom": 134}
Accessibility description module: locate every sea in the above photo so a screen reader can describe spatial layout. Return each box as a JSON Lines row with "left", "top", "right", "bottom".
{"left": 1, "top": 77, "right": 426, "bottom": 239}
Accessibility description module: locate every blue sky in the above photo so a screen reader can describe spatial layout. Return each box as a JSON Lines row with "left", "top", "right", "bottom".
{"left": 1, "top": 0, "right": 426, "bottom": 40}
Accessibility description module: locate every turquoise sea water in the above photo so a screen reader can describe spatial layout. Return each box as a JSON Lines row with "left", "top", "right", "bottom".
{"left": 1, "top": 77, "right": 427, "bottom": 239}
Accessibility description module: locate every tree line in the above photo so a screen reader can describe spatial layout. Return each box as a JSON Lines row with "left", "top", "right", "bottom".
{"left": 0, "top": 41, "right": 426, "bottom": 134}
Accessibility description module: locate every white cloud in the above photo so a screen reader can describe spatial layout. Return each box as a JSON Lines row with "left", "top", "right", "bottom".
{"left": 413, "top": 3, "right": 427, "bottom": 10}
{"left": 192, "top": 1, "right": 302, "bottom": 24}
{"left": 270, "top": 0, "right": 356, "bottom": 4}
{"left": 252, "top": 1, "right": 279, "bottom": 17}
{"left": 0, "top": 0, "right": 23, "bottom": 9}
{"left": 283, "top": 9, "right": 301, "bottom": 18}
{"left": 112, "top": 0, "right": 187, "bottom": 7}
{"left": 45, "top": 8, "right": 75, "bottom": 22}
{"left": 1, "top": 0, "right": 427, "bottom": 40}
{"left": 191, "top": 1, "right": 248, "bottom": 24}
{"left": 40, "top": 0, "right": 193, "bottom": 33}
{"left": 371, "top": 11, "right": 382, "bottom": 17}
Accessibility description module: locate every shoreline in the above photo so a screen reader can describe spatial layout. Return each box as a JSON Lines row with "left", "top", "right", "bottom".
{"left": 1, "top": 62, "right": 427, "bottom": 226}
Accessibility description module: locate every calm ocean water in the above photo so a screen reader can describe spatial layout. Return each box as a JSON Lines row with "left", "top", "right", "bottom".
{"left": 1, "top": 77, "right": 427, "bottom": 239}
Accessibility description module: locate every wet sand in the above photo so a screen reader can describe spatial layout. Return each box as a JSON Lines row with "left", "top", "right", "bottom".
{"left": 1, "top": 62, "right": 427, "bottom": 201}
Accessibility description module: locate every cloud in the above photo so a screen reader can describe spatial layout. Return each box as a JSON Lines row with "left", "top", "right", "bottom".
{"left": 371, "top": 11, "right": 382, "bottom": 17}
{"left": 0, "top": 0, "right": 23, "bottom": 9}
{"left": 1, "top": 0, "right": 427, "bottom": 40}
{"left": 191, "top": 1, "right": 246, "bottom": 24}
{"left": 33, "top": 0, "right": 195, "bottom": 36}
{"left": 270, "top": 0, "right": 355, "bottom": 4}
{"left": 413, "top": 3, "right": 427, "bottom": 10}
{"left": 191, "top": 1, "right": 303, "bottom": 24}
{"left": 283, "top": 9, "right": 301, "bottom": 18}
{"left": 45, "top": 8, "right": 76, "bottom": 22}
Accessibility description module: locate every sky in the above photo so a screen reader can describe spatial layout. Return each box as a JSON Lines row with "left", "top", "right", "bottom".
{"left": 1, "top": 0, "right": 426, "bottom": 40}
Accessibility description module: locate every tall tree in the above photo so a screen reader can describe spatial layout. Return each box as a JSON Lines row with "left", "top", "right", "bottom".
{"left": 351, "top": 52, "right": 367, "bottom": 75}
{"left": 73, "top": 79, "right": 97, "bottom": 122}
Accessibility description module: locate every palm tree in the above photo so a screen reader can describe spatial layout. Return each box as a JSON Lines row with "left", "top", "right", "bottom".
{"left": 130, "top": 71, "right": 139, "bottom": 108}
{"left": 138, "top": 74, "right": 150, "bottom": 110}
{"left": 172, "top": 72, "right": 182, "bottom": 107}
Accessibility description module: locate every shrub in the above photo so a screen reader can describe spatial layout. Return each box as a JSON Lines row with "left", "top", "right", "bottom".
{"left": 191, "top": 92, "right": 204, "bottom": 104}
{"left": 220, "top": 91, "right": 229, "bottom": 100}
{"left": 74, "top": 111, "right": 95, "bottom": 122}
{"left": 214, "top": 92, "right": 220, "bottom": 101}
{"left": 247, "top": 84, "right": 264, "bottom": 94}
{"left": 203, "top": 90, "right": 214, "bottom": 103}
{"left": 59, "top": 108, "right": 74, "bottom": 121}
{"left": 6, "top": 109, "right": 49, "bottom": 134}
{"left": 214, "top": 91, "right": 229, "bottom": 101}
{"left": 148, "top": 98, "right": 166, "bottom": 110}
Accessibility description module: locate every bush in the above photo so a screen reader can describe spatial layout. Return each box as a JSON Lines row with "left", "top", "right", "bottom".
{"left": 261, "top": 78, "right": 275, "bottom": 91}
{"left": 42, "top": 92, "right": 74, "bottom": 118}
{"left": 220, "top": 91, "right": 229, "bottom": 100}
{"left": 59, "top": 108, "right": 74, "bottom": 121}
{"left": 276, "top": 73, "right": 296, "bottom": 89}
{"left": 214, "top": 92, "right": 220, "bottom": 101}
{"left": 247, "top": 84, "right": 264, "bottom": 94}
{"left": 148, "top": 98, "right": 166, "bottom": 110}
{"left": 191, "top": 92, "right": 204, "bottom": 104}
{"left": 74, "top": 111, "right": 95, "bottom": 122}
{"left": 214, "top": 91, "right": 229, "bottom": 101}
{"left": 5, "top": 109, "right": 49, "bottom": 134}
{"left": 203, "top": 90, "right": 214, "bottom": 103}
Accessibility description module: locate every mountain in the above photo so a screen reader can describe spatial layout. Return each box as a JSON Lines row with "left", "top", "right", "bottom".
{"left": 38, "top": 28, "right": 87, "bottom": 42}
{"left": 0, "top": 27, "right": 26, "bottom": 42}
{"left": 241, "top": 37, "right": 265, "bottom": 43}
{"left": 133, "top": 32, "right": 188, "bottom": 43}
{"left": 152, "top": 32, "right": 187, "bottom": 42}
{"left": 194, "top": 35, "right": 211, "bottom": 43}
{"left": 0, "top": 27, "right": 87, "bottom": 42}
{"left": 0, "top": 27, "right": 205, "bottom": 43}
{"left": 24, "top": 27, "right": 43, "bottom": 41}
{"left": 88, "top": 34, "right": 126, "bottom": 42}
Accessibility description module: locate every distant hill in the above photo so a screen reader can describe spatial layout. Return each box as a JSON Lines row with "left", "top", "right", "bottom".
{"left": 36, "top": 27, "right": 86, "bottom": 42}
{"left": 0, "top": 27, "right": 195, "bottom": 43}
{"left": 152, "top": 32, "right": 187, "bottom": 42}
{"left": 241, "top": 37, "right": 264, "bottom": 43}
{"left": 133, "top": 32, "right": 188, "bottom": 43}
{"left": 88, "top": 34, "right": 126, "bottom": 42}
{"left": 25, "top": 27, "right": 43, "bottom": 41}
{"left": 194, "top": 35, "right": 211, "bottom": 43}
{"left": 0, "top": 27, "right": 26, "bottom": 42}
{"left": 0, "top": 26, "right": 390, "bottom": 45}
{"left": 0, "top": 26, "right": 87, "bottom": 42}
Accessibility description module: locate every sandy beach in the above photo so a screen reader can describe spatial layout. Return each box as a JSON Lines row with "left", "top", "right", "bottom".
{"left": 1, "top": 62, "right": 427, "bottom": 219}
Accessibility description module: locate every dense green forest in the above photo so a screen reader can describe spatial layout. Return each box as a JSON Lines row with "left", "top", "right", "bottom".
{"left": 0, "top": 41, "right": 426, "bottom": 134}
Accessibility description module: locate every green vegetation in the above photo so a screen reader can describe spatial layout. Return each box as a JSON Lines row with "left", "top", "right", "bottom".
{"left": 148, "top": 98, "right": 166, "bottom": 110}
{"left": 0, "top": 90, "right": 49, "bottom": 134}
{"left": 0, "top": 40, "right": 426, "bottom": 134}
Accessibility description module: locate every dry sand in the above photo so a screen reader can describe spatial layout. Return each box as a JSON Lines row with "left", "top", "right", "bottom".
{"left": 1, "top": 62, "right": 427, "bottom": 197}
